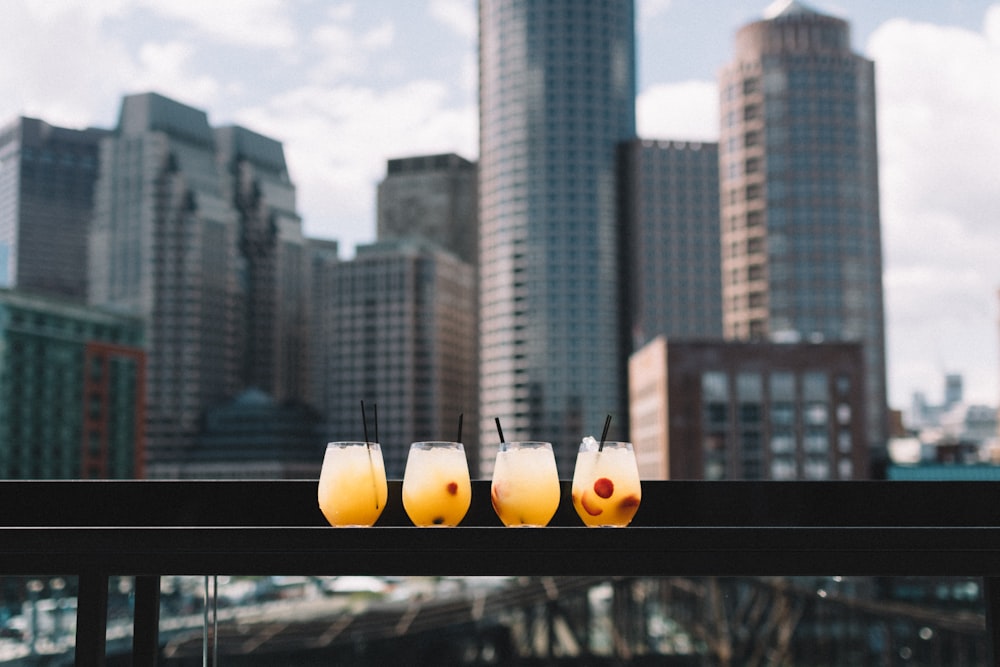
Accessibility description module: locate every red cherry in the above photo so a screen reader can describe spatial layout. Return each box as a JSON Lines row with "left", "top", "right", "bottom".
{"left": 593, "top": 477, "right": 614, "bottom": 499}
{"left": 446, "top": 481, "right": 458, "bottom": 495}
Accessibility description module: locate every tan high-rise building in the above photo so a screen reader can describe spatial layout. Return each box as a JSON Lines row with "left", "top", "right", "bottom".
{"left": 718, "top": 1, "right": 888, "bottom": 471}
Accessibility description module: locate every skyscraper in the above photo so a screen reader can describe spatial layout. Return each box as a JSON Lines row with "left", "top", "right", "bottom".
{"left": 718, "top": 0, "right": 888, "bottom": 466}
{"left": 89, "top": 92, "right": 307, "bottom": 475}
{"left": 478, "top": 0, "right": 636, "bottom": 474}
{"left": 0, "top": 117, "right": 107, "bottom": 301}
{"left": 620, "top": 139, "right": 723, "bottom": 347}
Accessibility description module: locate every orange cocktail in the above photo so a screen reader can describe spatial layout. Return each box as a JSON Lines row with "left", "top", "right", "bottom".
{"left": 491, "top": 441, "right": 560, "bottom": 526}
{"left": 317, "top": 441, "right": 388, "bottom": 527}
{"left": 401, "top": 441, "right": 472, "bottom": 526}
{"left": 571, "top": 437, "right": 641, "bottom": 527}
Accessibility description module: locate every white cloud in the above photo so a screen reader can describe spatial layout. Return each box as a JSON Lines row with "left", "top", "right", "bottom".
{"left": 236, "top": 81, "right": 477, "bottom": 255}
{"left": 636, "top": 80, "right": 719, "bottom": 142}
{"left": 130, "top": 41, "right": 221, "bottom": 107}
{"left": 987, "top": 4, "right": 1000, "bottom": 42}
{"left": 309, "top": 18, "right": 396, "bottom": 83}
{"left": 135, "top": 0, "right": 296, "bottom": 48}
{"left": 12, "top": 0, "right": 129, "bottom": 25}
{"left": 868, "top": 10, "right": 1000, "bottom": 405}
{"left": 0, "top": 2, "right": 136, "bottom": 127}
{"left": 637, "top": 0, "right": 673, "bottom": 24}
{"left": 429, "top": 0, "right": 476, "bottom": 40}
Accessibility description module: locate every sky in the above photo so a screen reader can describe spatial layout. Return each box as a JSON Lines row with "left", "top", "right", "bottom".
{"left": 3, "top": 0, "right": 999, "bottom": 414}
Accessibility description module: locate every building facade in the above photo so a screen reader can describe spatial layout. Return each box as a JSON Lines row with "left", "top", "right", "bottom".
{"left": 377, "top": 153, "right": 478, "bottom": 265}
{"left": 308, "top": 240, "right": 479, "bottom": 478}
{"left": 620, "top": 139, "right": 723, "bottom": 347}
{"left": 718, "top": 1, "right": 888, "bottom": 469}
{"left": 630, "top": 336, "right": 869, "bottom": 480}
{"left": 88, "top": 92, "right": 307, "bottom": 476}
{"left": 159, "top": 388, "right": 324, "bottom": 479}
{"left": 216, "top": 125, "right": 309, "bottom": 404}
{"left": 0, "top": 117, "right": 107, "bottom": 301}
{"left": 0, "top": 288, "right": 145, "bottom": 478}
{"left": 478, "top": 0, "right": 636, "bottom": 475}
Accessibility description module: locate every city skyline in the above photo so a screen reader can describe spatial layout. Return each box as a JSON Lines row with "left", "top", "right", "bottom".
{"left": 3, "top": 0, "right": 999, "bottom": 410}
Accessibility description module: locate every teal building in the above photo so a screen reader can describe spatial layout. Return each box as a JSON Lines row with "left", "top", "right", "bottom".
{"left": 0, "top": 288, "right": 144, "bottom": 478}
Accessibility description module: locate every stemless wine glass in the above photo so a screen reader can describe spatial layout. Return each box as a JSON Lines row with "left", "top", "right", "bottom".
{"left": 571, "top": 437, "right": 641, "bottom": 527}
{"left": 401, "top": 441, "right": 472, "bottom": 526}
{"left": 490, "top": 441, "right": 561, "bottom": 527}
{"left": 317, "top": 441, "right": 388, "bottom": 527}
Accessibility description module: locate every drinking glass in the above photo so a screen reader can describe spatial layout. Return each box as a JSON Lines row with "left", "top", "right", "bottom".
{"left": 490, "top": 441, "right": 561, "bottom": 526}
{"left": 317, "top": 441, "right": 388, "bottom": 527}
{"left": 571, "top": 437, "right": 641, "bottom": 527}
{"left": 401, "top": 441, "right": 472, "bottom": 526}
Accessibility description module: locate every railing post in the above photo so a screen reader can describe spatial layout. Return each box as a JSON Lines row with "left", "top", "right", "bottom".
{"left": 133, "top": 575, "right": 161, "bottom": 665}
{"left": 76, "top": 571, "right": 109, "bottom": 666}
{"left": 985, "top": 577, "right": 1000, "bottom": 665}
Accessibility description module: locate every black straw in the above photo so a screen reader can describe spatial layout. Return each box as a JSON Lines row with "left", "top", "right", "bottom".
{"left": 598, "top": 414, "right": 612, "bottom": 452}
{"left": 456, "top": 413, "right": 464, "bottom": 443}
{"left": 495, "top": 417, "right": 505, "bottom": 443}
{"left": 360, "top": 400, "right": 370, "bottom": 446}
{"left": 360, "top": 400, "right": 378, "bottom": 509}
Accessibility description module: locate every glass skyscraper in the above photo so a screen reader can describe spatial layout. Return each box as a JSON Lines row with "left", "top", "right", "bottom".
{"left": 0, "top": 117, "right": 107, "bottom": 300}
{"left": 620, "top": 139, "right": 723, "bottom": 347}
{"left": 478, "top": 0, "right": 636, "bottom": 475}
{"left": 718, "top": 1, "right": 888, "bottom": 466}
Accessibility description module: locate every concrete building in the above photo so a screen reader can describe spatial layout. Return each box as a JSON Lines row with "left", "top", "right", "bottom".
{"left": 478, "top": 0, "right": 636, "bottom": 475}
{"left": 629, "top": 336, "right": 868, "bottom": 480}
{"left": 718, "top": 0, "right": 888, "bottom": 470}
{"left": 619, "top": 139, "right": 723, "bottom": 347}
{"left": 0, "top": 117, "right": 107, "bottom": 301}
{"left": 377, "top": 153, "right": 478, "bottom": 265}
{"left": 308, "top": 240, "right": 479, "bottom": 478}
{"left": 88, "top": 92, "right": 307, "bottom": 476}
{"left": 0, "top": 288, "right": 145, "bottom": 478}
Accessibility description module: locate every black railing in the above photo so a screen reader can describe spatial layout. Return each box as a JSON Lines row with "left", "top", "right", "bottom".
{"left": 2, "top": 479, "right": 999, "bottom": 664}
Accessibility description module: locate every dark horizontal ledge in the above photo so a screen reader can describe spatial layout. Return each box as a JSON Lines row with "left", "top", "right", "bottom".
{"left": 4, "top": 479, "right": 1000, "bottom": 527}
{"left": 2, "top": 526, "right": 1000, "bottom": 577}
{"left": 3, "top": 480, "right": 1000, "bottom": 578}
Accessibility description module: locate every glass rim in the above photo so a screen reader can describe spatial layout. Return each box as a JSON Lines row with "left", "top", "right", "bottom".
{"left": 326, "top": 441, "right": 381, "bottom": 448}
{"left": 579, "top": 439, "right": 633, "bottom": 450}
{"left": 499, "top": 440, "right": 553, "bottom": 448}
{"left": 409, "top": 440, "right": 464, "bottom": 448}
